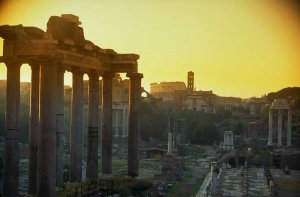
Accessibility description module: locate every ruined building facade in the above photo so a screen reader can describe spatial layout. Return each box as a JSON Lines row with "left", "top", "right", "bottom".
{"left": 0, "top": 14, "right": 143, "bottom": 196}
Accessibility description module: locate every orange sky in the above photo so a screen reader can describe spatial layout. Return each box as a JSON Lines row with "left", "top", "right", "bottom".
{"left": 0, "top": 0, "right": 300, "bottom": 98}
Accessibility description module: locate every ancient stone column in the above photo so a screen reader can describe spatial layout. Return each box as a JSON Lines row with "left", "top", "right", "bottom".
{"left": 28, "top": 63, "right": 40, "bottom": 194}
{"left": 167, "top": 116, "right": 173, "bottom": 154}
{"left": 56, "top": 68, "right": 65, "bottom": 187}
{"left": 127, "top": 72, "right": 143, "bottom": 177}
{"left": 102, "top": 72, "right": 114, "bottom": 175}
{"left": 115, "top": 110, "right": 119, "bottom": 137}
{"left": 173, "top": 122, "right": 177, "bottom": 151}
{"left": 167, "top": 132, "right": 173, "bottom": 154}
{"left": 287, "top": 110, "right": 292, "bottom": 146}
{"left": 122, "top": 108, "right": 127, "bottom": 137}
{"left": 37, "top": 62, "right": 57, "bottom": 196}
{"left": 223, "top": 132, "right": 227, "bottom": 150}
{"left": 277, "top": 110, "right": 282, "bottom": 146}
{"left": 268, "top": 109, "right": 273, "bottom": 146}
{"left": 3, "top": 62, "right": 21, "bottom": 197}
{"left": 70, "top": 69, "right": 84, "bottom": 182}
{"left": 86, "top": 72, "right": 99, "bottom": 179}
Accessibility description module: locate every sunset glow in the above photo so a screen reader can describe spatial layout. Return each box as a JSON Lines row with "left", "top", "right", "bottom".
{"left": 0, "top": 0, "right": 300, "bottom": 98}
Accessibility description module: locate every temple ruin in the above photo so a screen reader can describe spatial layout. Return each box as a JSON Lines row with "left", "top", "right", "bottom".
{"left": 0, "top": 14, "right": 143, "bottom": 196}
{"left": 268, "top": 99, "right": 292, "bottom": 146}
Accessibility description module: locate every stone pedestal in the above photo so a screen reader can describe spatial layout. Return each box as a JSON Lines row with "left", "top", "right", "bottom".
{"left": 86, "top": 73, "right": 99, "bottom": 179}
{"left": 161, "top": 154, "right": 184, "bottom": 178}
{"left": 3, "top": 62, "right": 21, "bottom": 197}
{"left": 70, "top": 69, "right": 84, "bottom": 182}
{"left": 56, "top": 68, "right": 65, "bottom": 187}
{"left": 102, "top": 72, "right": 114, "bottom": 175}
{"left": 223, "top": 131, "right": 234, "bottom": 150}
{"left": 28, "top": 63, "right": 40, "bottom": 194}
{"left": 127, "top": 72, "right": 143, "bottom": 177}
{"left": 37, "top": 63, "right": 57, "bottom": 196}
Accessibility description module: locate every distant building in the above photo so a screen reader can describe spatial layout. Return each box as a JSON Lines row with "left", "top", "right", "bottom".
{"left": 183, "top": 91, "right": 242, "bottom": 112}
{"left": 216, "top": 96, "right": 242, "bottom": 110}
{"left": 149, "top": 72, "right": 242, "bottom": 112}
{"left": 183, "top": 90, "right": 217, "bottom": 112}
{"left": 244, "top": 97, "right": 269, "bottom": 117}
{"left": 150, "top": 81, "right": 186, "bottom": 102}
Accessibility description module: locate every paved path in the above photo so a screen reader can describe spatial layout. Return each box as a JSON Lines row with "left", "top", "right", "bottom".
{"left": 215, "top": 168, "right": 271, "bottom": 197}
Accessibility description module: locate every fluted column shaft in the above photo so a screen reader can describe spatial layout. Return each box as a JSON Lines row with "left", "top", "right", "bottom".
{"left": 277, "top": 110, "right": 282, "bottom": 146}
{"left": 28, "top": 63, "right": 40, "bottom": 194}
{"left": 3, "top": 62, "right": 21, "bottom": 197}
{"left": 86, "top": 73, "right": 99, "bottom": 179}
{"left": 287, "top": 110, "right": 292, "bottom": 146}
{"left": 70, "top": 69, "right": 84, "bottom": 182}
{"left": 101, "top": 72, "right": 114, "bottom": 175}
{"left": 127, "top": 72, "right": 143, "bottom": 177}
{"left": 268, "top": 109, "right": 273, "bottom": 146}
{"left": 37, "top": 62, "right": 57, "bottom": 197}
{"left": 56, "top": 68, "right": 65, "bottom": 187}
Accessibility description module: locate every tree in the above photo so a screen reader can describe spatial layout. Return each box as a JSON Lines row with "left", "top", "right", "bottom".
{"left": 233, "top": 120, "right": 244, "bottom": 135}
{"left": 187, "top": 120, "right": 220, "bottom": 145}
{"left": 140, "top": 102, "right": 167, "bottom": 141}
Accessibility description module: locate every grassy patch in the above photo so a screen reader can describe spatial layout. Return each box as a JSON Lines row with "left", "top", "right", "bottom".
{"left": 57, "top": 177, "right": 153, "bottom": 197}
{"left": 275, "top": 179, "right": 300, "bottom": 192}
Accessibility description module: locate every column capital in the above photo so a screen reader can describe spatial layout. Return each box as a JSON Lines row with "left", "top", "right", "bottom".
{"left": 57, "top": 66, "right": 65, "bottom": 74}
{"left": 71, "top": 66, "right": 84, "bottom": 75}
{"left": 4, "top": 61, "right": 22, "bottom": 68}
{"left": 88, "top": 71, "right": 100, "bottom": 80}
{"left": 126, "top": 72, "right": 143, "bottom": 79}
{"left": 28, "top": 60, "right": 40, "bottom": 69}
{"left": 101, "top": 72, "right": 115, "bottom": 79}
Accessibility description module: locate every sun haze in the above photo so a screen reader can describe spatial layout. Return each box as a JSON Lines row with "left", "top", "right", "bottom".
{"left": 0, "top": 0, "right": 300, "bottom": 98}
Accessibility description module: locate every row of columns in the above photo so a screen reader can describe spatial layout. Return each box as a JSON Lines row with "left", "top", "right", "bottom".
{"left": 268, "top": 109, "right": 292, "bottom": 146}
{"left": 2, "top": 61, "right": 143, "bottom": 196}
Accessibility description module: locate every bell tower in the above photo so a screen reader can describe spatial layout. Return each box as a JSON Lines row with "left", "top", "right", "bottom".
{"left": 187, "top": 71, "right": 194, "bottom": 92}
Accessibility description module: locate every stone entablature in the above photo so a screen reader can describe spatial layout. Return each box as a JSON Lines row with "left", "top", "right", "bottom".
{"left": 0, "top": 14, "right": 139, "bottom": 73}
{"left": 270, "top": 99, "right": 290, "bottom": 110}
